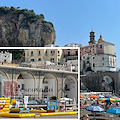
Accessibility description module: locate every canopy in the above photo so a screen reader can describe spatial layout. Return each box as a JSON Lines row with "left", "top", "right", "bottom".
{"left": 102, "top": 98, "right": 119, "bottom": 102}
{"left": 86, "top": 105, "right": 104, "bottom": 119}
{"left": 105, "top": 96, "right": 111, "bottom": 98}
{"left": 106, "top": 107, "right": 120, "bottom": 114}
{"left": 89, "top": 95, "right": 99, "bottom": 99}
{"left": 86, "top": 105, "right": 104, "bottom": 112}
{"left": 80, "top": 95, "right": 83, "bottom": 98}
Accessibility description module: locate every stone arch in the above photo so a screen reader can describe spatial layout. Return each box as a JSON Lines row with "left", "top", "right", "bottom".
{"left": 63, "top": 75, "right": 78, "bottom": 101}
{"left": 16, "top": 71, "right": 36, "bottom": 98}
{"left": 102, "top": 74, "right": 115, "bottom": 92}
{"left": 41, "top": 73, "right": 59, "bottom": 99}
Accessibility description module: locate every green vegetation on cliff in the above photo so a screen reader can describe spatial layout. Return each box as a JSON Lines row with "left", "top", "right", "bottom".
{"left": 0, "top": 6, "right": 56, "bottom": 46}
{"left": 0, "top": 6, "right": 45, "bottom": 23}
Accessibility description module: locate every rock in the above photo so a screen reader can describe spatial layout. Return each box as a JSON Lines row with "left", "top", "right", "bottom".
{"left": 0, "top": 7, "right": 56, "bottom": 46}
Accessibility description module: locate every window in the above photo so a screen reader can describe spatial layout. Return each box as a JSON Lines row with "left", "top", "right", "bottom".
{"left": 38, "top": 58, "right": 41, "bottom": 61}
{"left": 44, "top": 86, "right": 48, "bottom": 92}
{"left": 22, "top": 84, "right": 24, "bottom": 90}
{"left": 102, "top": 57, "right": 104, "bottom": 60}
{"left": 50, "top": 58, "right": 54, "bottom": 63}
{"left": 75, "top": 51, "right": 78, "bottom": 55}
{"left": 51, "top": 50, "right": 55, "bottom": 55}
{"left": 4, "top": 59, "right": 6, "bottom": 63}
{"left": 93, "top": 57, "right": 95, "bottom": 59}
{"left": 103, "top": 63, "right": 104, "bottom": 66}
{"left": 87, "top": 61, "right": 89, "bottom": 64}
{"left": 100, "top": 45, "right": 102, "bottom": 49}
{"left": 93, "top": 63, "right": 95, "bottom": 67}
{"left": 38, "top": 51, "right": 41, "bottom": 55}
{"left": 31, "top": 59, "right": 34, "bottom": 62}
{"left": 68, "top": 51, "right": 70, "bottom": 56}
{"left": 18, "top": 85, "right": 20, "bottom": 88}
{"left": 31, "top": 51, "right": 33, "bottom": 56}
{"left": 65, "top": 85, "right": 67, "bottom": 91}
{"left": 45, "top": 50, "right": 47, "bottom": 55}
{"left": 58, "top": 51, "right": 60, "bottom": 56}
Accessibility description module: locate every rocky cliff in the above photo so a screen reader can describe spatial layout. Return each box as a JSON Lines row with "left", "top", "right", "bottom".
{"left": 0, "top": 6, "right": 56, "bottom": 46}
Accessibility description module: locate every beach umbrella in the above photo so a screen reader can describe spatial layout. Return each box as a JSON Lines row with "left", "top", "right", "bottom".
{"left": 102, "top": 98, "right": 119, "bottom": 102}
{"left": 86, "top": 105, "right": 104, "bottom": 119}
{"left": 105, "top": 96, "right": 111, "bottom": 98}
{"left": 80, "top": 95, "right": 83, "bottom": 98}
{"left": 89, "top": 95, "right": 99, "bottom": 99}
{"left": 112, "top": 96, "right": 120, "bottom": 99}
{"left": 98, "top": 95, "right": 104, "bottom": 98}
{"left": 106, "top": 107, "right": 120, "bottom": 114}
{"left": 113, "top": 98, "right": 120, "bottom": 101}
{"left": 98, "top": 97, "right": 105, "bottom": 101}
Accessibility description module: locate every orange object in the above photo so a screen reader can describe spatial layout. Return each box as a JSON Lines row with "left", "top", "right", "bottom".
{"left": 80, "top": 95, "right": 83, "bottom": 98}
{"left": 113, "top": 98, "right": 120, "bottom": 101}
{"left": 89, "top": 95, "right": 99, "bottom": 99}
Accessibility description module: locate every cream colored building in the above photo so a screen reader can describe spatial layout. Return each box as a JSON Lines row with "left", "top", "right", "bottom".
{"left": 25, "top": 49, "right": 63, "bottom": 65}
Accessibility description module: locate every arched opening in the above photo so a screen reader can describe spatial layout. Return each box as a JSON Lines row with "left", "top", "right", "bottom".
{"left": 17, "top": 71, "right": 35, "bottom": 98}
{"left": 42, "top": 73, "right": 58, "bottom": 99}
{"left": 64, "top": 75, "right": 77, "bottom": 101}
{"left": 102, "top": 75, "right": 114, "bottom": 92}
{"left": 0, "top": 69, "right": 9, "bottom": 97}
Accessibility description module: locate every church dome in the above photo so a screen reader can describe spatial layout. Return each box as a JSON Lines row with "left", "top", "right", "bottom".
{"left": 98, "top": 34, "right": 105, "bottom": 42}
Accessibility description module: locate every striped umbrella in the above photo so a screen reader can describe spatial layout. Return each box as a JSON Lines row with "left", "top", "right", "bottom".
{"left": 102, "top": 98, "right": 119, "bottom": 102}
{"left": 113, "top": 98, "right": 120, "bottom": 101}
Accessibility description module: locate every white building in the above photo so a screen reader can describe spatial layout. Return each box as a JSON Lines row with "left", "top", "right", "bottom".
{"left": 80, "top": 31, "right": 116, "bottom": 74}
{"left": 64, "top": 43, "right": 82, "bottom": 47}
{"left": 0, "top": 51, "right": 12, "bottom": 63}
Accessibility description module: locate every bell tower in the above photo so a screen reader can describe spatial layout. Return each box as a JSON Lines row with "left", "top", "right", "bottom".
{"left": 89, "top": 30, "right": 96, "bottom": 45}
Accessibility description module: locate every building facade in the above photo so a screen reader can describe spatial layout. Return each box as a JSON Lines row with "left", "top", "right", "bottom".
{"left": 80, "top": 31, "right": 116, "bottom": 74}
{"left": 25, "top": 49, "right": 63, "bottom": 65}
{"left": 0, "top": 51, "right": 12, "bottom": 63}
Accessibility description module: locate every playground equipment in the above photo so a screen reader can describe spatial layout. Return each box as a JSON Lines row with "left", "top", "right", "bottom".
{"left": 0, "top": 97, "right": 16, "bottom": 113}
{"left": 10, "top": 108, "right": 29, "bottom": 113}
{"left": 0, "top": 113, "right": 36, "bottom": 118}
{"left": 40, "top": 111, "right": 78, "bottom": 116}
{"left": 0, "top": 98, "right": 78, "bottom": 118}
{"left": 47, "top": 100, "right": 66, "bottom": 113}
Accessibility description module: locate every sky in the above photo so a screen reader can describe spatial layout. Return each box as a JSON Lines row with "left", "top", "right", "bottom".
{"left": 0, "top": 0, "right": 120, "bottom": 67}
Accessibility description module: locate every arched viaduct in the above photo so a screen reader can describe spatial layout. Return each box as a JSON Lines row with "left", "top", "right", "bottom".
{"left": 0, "top": 65, "right": 78, "bottom": 101}
{"left": 81, "top": 71, "right": 120, "bottom": 95}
